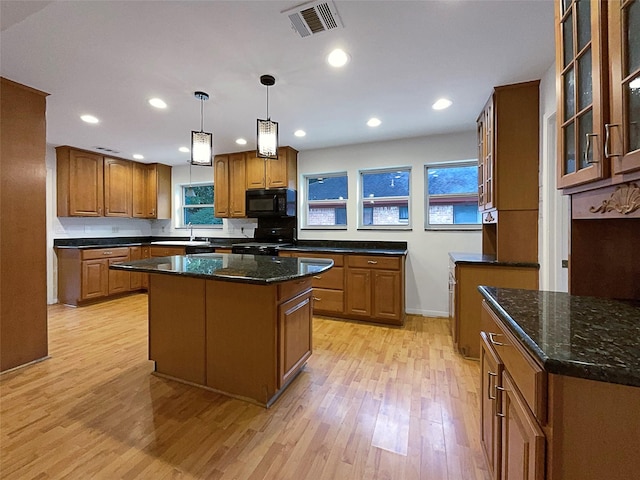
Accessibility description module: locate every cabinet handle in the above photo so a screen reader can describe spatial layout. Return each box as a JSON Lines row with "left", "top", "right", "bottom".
{"left": 313, "top": 275, "right": 322, "bottom": 279}
{"left": 313, "top": 297, "right": 322, "bottom": 301}
{"left": 487, "top": 371, "right": 497, "bottom": 400}
{"left": 488, "top": 332, "right": 507, "bottom": 347}
{"left": 584, "top": 133, "right": 599, "bottom": 164}
{"left": 604, "top": 124, "right": 622, "bottom": 158}
{"left": 103, "top": 251, "right": 112, "bottom": 255}
{"left": 495, "top": 385, "right": 506, "bottom": 417}
{"left": 367, "top": 260, "right": 378, "bottom": 264}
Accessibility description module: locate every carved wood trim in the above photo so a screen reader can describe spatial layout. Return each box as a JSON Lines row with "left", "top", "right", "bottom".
{"left": 589, "top": 183, "right": 640, "bottom": 215}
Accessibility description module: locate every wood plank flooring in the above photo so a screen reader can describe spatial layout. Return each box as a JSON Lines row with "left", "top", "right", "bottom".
{"left": 0, "top": 294, "right": 489, "bottom": 480}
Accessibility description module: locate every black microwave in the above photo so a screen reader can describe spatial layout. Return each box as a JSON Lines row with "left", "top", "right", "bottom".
{"left": 245, "top": 188, "right": 296, "bottom": 217}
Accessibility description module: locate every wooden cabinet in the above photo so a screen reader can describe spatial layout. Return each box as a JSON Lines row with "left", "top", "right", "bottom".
{"left": 278, "top": 289, "right": 313, "bottom": 388}
{"left": 213, "top": 152, "right": 246, "bottom": 218}
{"left": 57, "top": 246, "right": 134, "bottom": 306}
{"left": 57, "top": 146, "right": 171, "bottom": 218}
{"left": 246, "top": 146, "right": 298, "bottom": 190}
{"left": 450, "top": 257, "right": 538, "bottom": 358}
{"left": 129, "top": 246, "right": 143, "bottom": 290}
{"left": 556, "top": 0, "right": 640, "bottom": 190}
{"left": 104, "top": 157, "right": 132, "bottom": 217}
{"left": 480, "top": 303, "right": 545, "bottom": 480}
{"left": 149, "top": 246, "right": 185, "bottom": 257}
{"left": 346, "top": 255, "right": 405, "bottom": 325}
{"left": 477, "top": 82, "right": 540, "bottom": 263}
{"left": 132, "top": 162, "right": 172, "bottom": 219}
{"left": 56, "top": 146, "right": 104, "bottom": 217}
{"left": 280, "top": 252, "right": 346, "bottom": 315}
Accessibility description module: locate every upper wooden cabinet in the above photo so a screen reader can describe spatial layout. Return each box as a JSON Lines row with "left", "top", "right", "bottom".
{"left": 215, "top": 146, "right": 298, "bottom": 218}
{"left": 56, "top": 146, "right": 104, "bottom": 216}
{"left": 57, "top": 146, "right": 171, "bottom": 218}
{"left": 213, "top": 152, "right": 246, "bottom": 218}
{"left": 104, "top": 157, "right": 132, "bottom": 217}
{"left": 136, "top": 163, "right": 171, "bottom": 219}
{"left": 556, "top": 0, "right": 640, "bottom": 190}
{"left": 245, "top": 146, "right": 298, "bottom": 190}
{"left": 477, "top": 81, "right": 540, "bottom": 212}
{"left": 476, "top": 82, "right": 540, "bottom": 263}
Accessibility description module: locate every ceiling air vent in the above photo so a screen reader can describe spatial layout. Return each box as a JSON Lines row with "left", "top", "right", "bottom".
{"left": 283, "top": 1, "right": 343, "bottom": 38}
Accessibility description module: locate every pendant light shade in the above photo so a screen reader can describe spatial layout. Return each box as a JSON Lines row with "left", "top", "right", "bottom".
{"left": 257, "top": 75, "right": 279, "bottom": 159}
{"left": 191, "top": 91, "right": 213, "bottom": 166}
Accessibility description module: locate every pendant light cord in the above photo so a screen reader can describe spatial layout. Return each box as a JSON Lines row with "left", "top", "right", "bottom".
{"left": 265, "top": 85, "right": 270, "bottom": 121}
{"left": 200, "top": 97, "right": 204, "bottom": 132}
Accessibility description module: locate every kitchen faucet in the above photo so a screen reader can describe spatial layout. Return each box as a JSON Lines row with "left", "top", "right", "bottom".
{"left": 188, "top": 222, "right": 195, "bottom": 241}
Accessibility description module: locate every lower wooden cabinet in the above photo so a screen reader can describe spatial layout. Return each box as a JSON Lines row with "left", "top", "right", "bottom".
{"left": 450, "top": 258, "right": 538, "bottom": 358}
{"left": 280, "top": 251, "right": 405, "bottom": 325}
{"left": 346, "top": 255, "right": 405, "bottom": 325}
{"left": 481, "top": 303, "right": 545, "bottom": 480}
{"left": 57, "top": 246, "right": 145, "bottom": 306}
{"left": 278, "top": 289, "right": 312, "bottom": 388}
{"left": 149, "top": 246, "right": 186, "bottom": 257}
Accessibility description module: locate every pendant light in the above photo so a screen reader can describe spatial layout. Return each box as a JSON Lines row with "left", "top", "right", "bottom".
{"left": 191, "top": 91, "right": 213, "bottom": 166}
{"left": 256, "top": 75, "right": 279, "bottom": 159}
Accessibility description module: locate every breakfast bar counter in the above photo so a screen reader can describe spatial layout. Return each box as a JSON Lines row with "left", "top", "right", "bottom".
{"left": 111, "top": 253, "right": 333, "bottom": 407}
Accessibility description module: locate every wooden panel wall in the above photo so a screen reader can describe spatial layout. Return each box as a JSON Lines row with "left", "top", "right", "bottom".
{"left": 0, "top": 77, "right": 49, "bottom": 371}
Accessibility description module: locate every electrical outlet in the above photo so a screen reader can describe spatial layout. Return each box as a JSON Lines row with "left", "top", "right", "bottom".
{"left": 241, "top": 227, "right": 244, "bottom": 233}
{"left": 562, "top": 260, "right": 568, "bottom": 268}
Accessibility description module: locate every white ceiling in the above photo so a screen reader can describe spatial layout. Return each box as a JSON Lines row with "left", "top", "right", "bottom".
{"left": 0, "top": 0, "right": 555, "bottom": 166}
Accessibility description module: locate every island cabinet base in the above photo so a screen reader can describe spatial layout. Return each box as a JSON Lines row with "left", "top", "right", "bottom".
{"left": 148, "top": 274, "right": 312, "bottom": 407}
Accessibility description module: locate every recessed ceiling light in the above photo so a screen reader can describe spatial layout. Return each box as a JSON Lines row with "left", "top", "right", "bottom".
{"left": 236, "top": 138, "right": 247, "bottom": 145}
{"left": 80, "top": 114, "right": 99, "bottom": 124}
{"left": 327, "top": 48, "right": 349, "bottom": 68}
{"left": 133, "top": 154, "right": 144, "bottom": 160}
{"left": 432, "top": 98, "right": 453, "bottom": 110}
{"left": 367, "top": 117, "right": 381, "bottom": 127}
{"left": 179, "top": 147, "right": 190, "bottom": 153}
{"left": 294, "top": 130, "right": 306, "bottom": 137}
{"left": 148, "top": 98, "right": 167, "bottom": 109}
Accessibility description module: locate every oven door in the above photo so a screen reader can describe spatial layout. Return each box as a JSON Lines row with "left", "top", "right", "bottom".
{"left": 245, "top": 189, "right": 280, "bottom": 217}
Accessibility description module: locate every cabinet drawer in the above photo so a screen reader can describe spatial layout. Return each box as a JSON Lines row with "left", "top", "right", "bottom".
{"left": 150, "top": 246, "right": 186, "bottom": 257}
{"left": 347, "top": 255, "right": 401, "bottom": 270}
{"left": 482, "top": 302, "right": 546, "bottom": 422}
{"left": 310, "top": 266, "right": 344, "bottom": 289}
{"left": 278, "top": 278, "right": 312, "bottom": 303}
{"left": 81, "top": 247, "right": 130, "bottom": 260}
{"left": 312, "top": 288, "right": 344, "bottom": 313}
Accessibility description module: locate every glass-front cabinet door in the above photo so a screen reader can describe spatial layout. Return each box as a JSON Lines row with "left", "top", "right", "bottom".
{"left": 476, "top": 98, "right": 494, "bottom": 211}
{"left": 556, "top": 0, "right": 608, "bottom": 188}
{"left": 608, "top": 0, "right": 640, "bottom": 174}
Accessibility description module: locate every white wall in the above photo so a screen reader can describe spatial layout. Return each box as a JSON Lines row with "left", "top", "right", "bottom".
{"left": 297, "top": 131, "right": 481, "bottom": 317}
{"left": 538, "top": 62, "right": 570, "bottom": 292}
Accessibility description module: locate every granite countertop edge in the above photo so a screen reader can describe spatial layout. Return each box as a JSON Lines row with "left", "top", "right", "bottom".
{"left": 110, "top": 255, "right": 334, "bottom": 286}
{"left": 478, "top": 286, "right": 640, "bottom": 388}
{"left": 279, "top": 245, "right": 408, "bottom": 256}
{"left": 449, "top": 252, "right": 539, "bottom": 268}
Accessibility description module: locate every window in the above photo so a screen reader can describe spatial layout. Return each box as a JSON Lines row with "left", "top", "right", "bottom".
{"left": 303, "top": 173, "right": 348, "bottom": 228}
{"left": 425, "top": 161, "right": 481, "bottom": 230}
{"left": 359, "top": 167, "right": 411, "bottom": 229}
{"left": 181, "top": 183, "right": 222, "bottom": 227}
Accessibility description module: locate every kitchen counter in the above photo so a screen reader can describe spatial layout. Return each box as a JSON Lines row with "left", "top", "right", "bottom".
{"left": 280, "top": 240, "right": 407, "bottom": 256}
{"left": 449, "top": 252, "right": 539, "bottom": 268}
{"left": 110, "top": 253, "right": 333, "bottom": 285}
{"left": 479, "top": 286, "right": 640, "bottom": 387}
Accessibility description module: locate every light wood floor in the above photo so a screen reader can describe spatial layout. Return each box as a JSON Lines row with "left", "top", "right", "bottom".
{"left": 0, "top": 294, "right": 489, "bottom": 480}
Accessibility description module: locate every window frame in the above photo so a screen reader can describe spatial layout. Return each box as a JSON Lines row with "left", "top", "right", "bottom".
{"left": 179, "top": 182, "right": 223, "bottom": 229}
{"left": 424, "top": 160, "right": 481, "bottom": 231}
{"left": 301, "top": 171, "right": 349, "bottom": 230}
{"left": 358, "top": 166, "right": 412, "bottom": 231}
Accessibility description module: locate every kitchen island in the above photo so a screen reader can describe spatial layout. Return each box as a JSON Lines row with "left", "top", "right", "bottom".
{"left": 478, "top": 286, "right": 640, "bottom": 480}
{"left": 111, "top": 253, "right": 333, "bottom": 407}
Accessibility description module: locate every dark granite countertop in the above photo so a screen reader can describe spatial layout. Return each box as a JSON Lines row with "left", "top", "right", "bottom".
{"left": 479, "top": 286, "right": 640, "bottom": 388}
{"left": 110, "top": 253, "right": 333, "bottom": 285}
{"left": 54, "top": 237, "right": 408, "bottom": 255}
{"left": 280, "top": 240, "right": 407, "bottom": 256}
{"left": 449, "top": 252, "right": 539, "bottom": 268}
